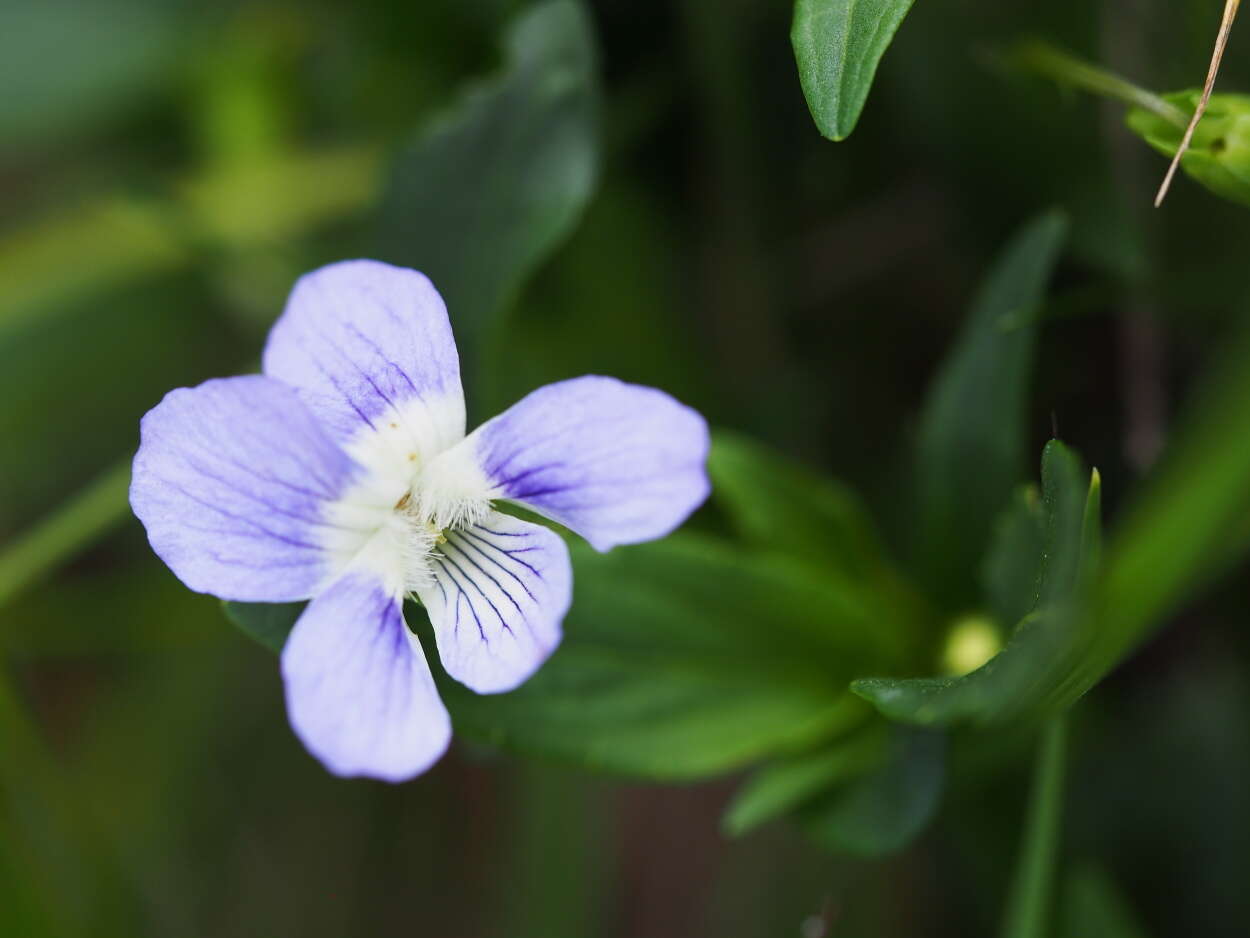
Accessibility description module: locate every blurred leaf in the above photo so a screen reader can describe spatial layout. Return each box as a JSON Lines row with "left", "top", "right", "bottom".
{"left": 856, "top": 440, "right": 1098, "bottom": 727}
{"left": 0, "top": 0, "right": 192, "bottom": 156}
{"left": 0, "top": 145, "right": 381, "bottom": 342}
{"left": 722, "top": 719, "right": 882, "bottom": 836}
{"left": 709, "top": 430, "right": 891, "bottom": 578}
{"left": 1127, "top": 91, "right": 1250, "bottom": 208}
{"left": 0, "top": 672, "right": 106, "bottom": 936}
{"left": 791, "top": 0, "right": 917, "bottom": 141}
{"left": 0, "top": 276, "right": 240, "bottom": 530}
{"left": 376, "top": 0, "right": 600, "bottom": 383}
{"left": 981, "top": 485, "right": 1044, "bottom": 632}
{"left": 480, "top": 180, "right": 707, "bottom": 416}
{"left": 1051, "top": 314, "right": 1250, "bottom": 709}
{"left": 1058, "top": 864, "right": 1149, "bottom": 938}
{"left": 794, "top": 727, "right": 945, "bottom": 856}
{"left": 912, "top": 210, "right": 1067, "bottom": 611}
{"left": 445, "top": 534, "right": 904, "bottom": 779}
{"left": 222, "top": 600, "right": 304, "bottom": 653}
{"left": 0, "top": 462, "right": 131, "bottom": 609}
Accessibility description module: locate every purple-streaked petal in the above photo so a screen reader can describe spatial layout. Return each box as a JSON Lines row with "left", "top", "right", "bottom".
{"left": 469, "top": 376, "right": 710, "bottom": 551}
{"left": 417, "top": 510, "right": 571, "bottom": 694}
{"left": 282, "top": 573, "right": 451, "bottom": 782}
{"left": 130, "top": 376, "right": 357, "bottom": 602}
{"left": 262, "top": 260, "right": 465, "bottom": 455}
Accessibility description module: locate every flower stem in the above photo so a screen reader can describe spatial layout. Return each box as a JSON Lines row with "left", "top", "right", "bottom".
{"left": 1000, "top": 714, "right": 1069, "bottom": 938}
{"left": 1009, "top": 40, "right": 1187, "bottom": 129}
{"left": 0, "top": 460, "right": 132, "bottom": 610}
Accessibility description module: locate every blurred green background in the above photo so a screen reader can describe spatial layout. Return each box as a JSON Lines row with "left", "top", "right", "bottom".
{"left": 2, "top": 0, "right": 1249, "bottom": 935}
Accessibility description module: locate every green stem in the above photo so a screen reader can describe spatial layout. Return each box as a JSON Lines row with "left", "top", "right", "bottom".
{"left": 0, "top": 461, "right": 132, "bottom": 610}
{"left": 1010, "top": 40, "right": 1188, "bottom": 128}
{"left": 1001, "top": 715, "right": 1069, "bottom": 938}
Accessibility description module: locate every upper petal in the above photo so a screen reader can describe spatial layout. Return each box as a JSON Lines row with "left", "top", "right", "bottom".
{"left": 130, "top": 376, "right": 357, "bottom": 602}
{"left": 281, "top": 572, "right": 452, "bottom": 782}
{"left": 462, "top": 376, "right": 710, "bottom": 551}
{"left": 262, "top": 260, "right": 466, "bottom": 460}
{"left": 417, "top": 510, "right": 571, "bottom": 694}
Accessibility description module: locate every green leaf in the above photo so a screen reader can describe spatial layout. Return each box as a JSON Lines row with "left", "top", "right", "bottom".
{"left": 791, "top": 0, "right": 918, "bottom": 141}
{"left": 1127, "top": 91, "right": 1250, "bottom": 208}
{"left": 0, "top": 0, "right": 191, "bottom": 156}
{"left": 981, "top": 485, "right": 1045, "bottom": 633}
{"left": 721, "top": 721, "right": 883, "bottom": 836}
{"left": 794, "top": 727, "right": 945, "bottom": 856}
{"left": 445, "top": 534, "right": 904, "bottom": 779}
{"left": 912, "top": 211, "right": 1068, "bottom": 611}
{"left": 1058, "top": 864, "right": 1150, "bottom": 938}
{"left": 855, "top": 440, "right": 1098, "bottom": 727}
{"left": 222, "top": 600, "right": 304, "bottom": 653}
{"left": 708, "top": 431, "right": 895, "bottom": 580}
{"left": 376, "top": 0, "right": 600, "bottom": 384}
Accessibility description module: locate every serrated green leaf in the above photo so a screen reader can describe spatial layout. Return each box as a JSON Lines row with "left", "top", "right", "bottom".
{"left": 913, "top": 211, "right": 1068, "bottom": 612}
{"left": 222, "top": 600, "right": 303, "bottom": 653}
{"left": 791, "top": 0, "right": 917, "bottom": 141}
{"left": 376, "top": 0, "right": 600, "bottom": 386}
{"left": 721, "top": 718, "right": 882, "bottom": 836}
{"left": 794, "top": 727, "right": 945, "bottom": 856}
{"left": 856, "top": 440, "right": 1098, "bottom": 727}
{"left": 1127, "top": 91, "right": 1250, "bottom": 208}
{"left": 445, "top": 534, "right": 905, "bottom": 779}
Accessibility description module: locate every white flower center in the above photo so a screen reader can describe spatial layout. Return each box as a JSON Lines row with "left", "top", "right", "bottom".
{"left": 318, "top": 396, "right": 495, "bottom": 595}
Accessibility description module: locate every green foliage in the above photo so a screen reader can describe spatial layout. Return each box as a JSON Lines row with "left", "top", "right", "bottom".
{"left": 791, "top": 0, "right": 917, "bottom": 141}
{"left": 1054, "top": 315, "right": 1250, "bottom": 709}
{"left": 1127, "top": 91, "right": 1250, "bottom": 207}
{"left": 792, "top": 726, "right": 944, "bottom": 855}
{"left": 446, "top": 535, "right": 902, "bottom": 778}
{"left": 222, "top": 600, "right": 304, "bottom": 653}
{"left": 724, "top": 722, "right": 944, "bottom": 858}
{"left": 857, "top": 441, "right": 1100, "bottom": 726}
{"left": 1058, "top": 865, "right": 1150, "bottom": 938}
{"left": 0, "top": 0, "right": 192, "bottom": 155}
{"left": 12, "top": 0, "right": 1250, "bottom": 930}
{"left": 376, "top": 0, "right": 600, "bottom": 387}
{"left": 912, "top": 211, "right": 1068, "bottom": 611}
{"left": 981, "top": 485, "right": 1045, "bottom": 634}
{"left": 709, "top": 430, "right": 889, "bottom": 577}
{"left": 721, "top": 723, "right": 882, "bottom": 836}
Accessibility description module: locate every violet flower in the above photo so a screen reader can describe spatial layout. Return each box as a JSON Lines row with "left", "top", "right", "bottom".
{"left": 130, "top": 260, "right": 709, "bottom": 781}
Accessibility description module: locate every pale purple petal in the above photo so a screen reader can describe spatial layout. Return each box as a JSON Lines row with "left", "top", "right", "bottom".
{"left": 417, "top": 511, "right": 571, "bottom": 694}
{"left": 469, "top": 376, "right": 710, "bottom": 551}
{"left": 282, "top": 573, "right": 451, "bottom": 782}
{"left": 130, "top": 376, "right": 356, "bottom": 602}
{"left": 262, "top": 260, "right": 465, "bottom": 452}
